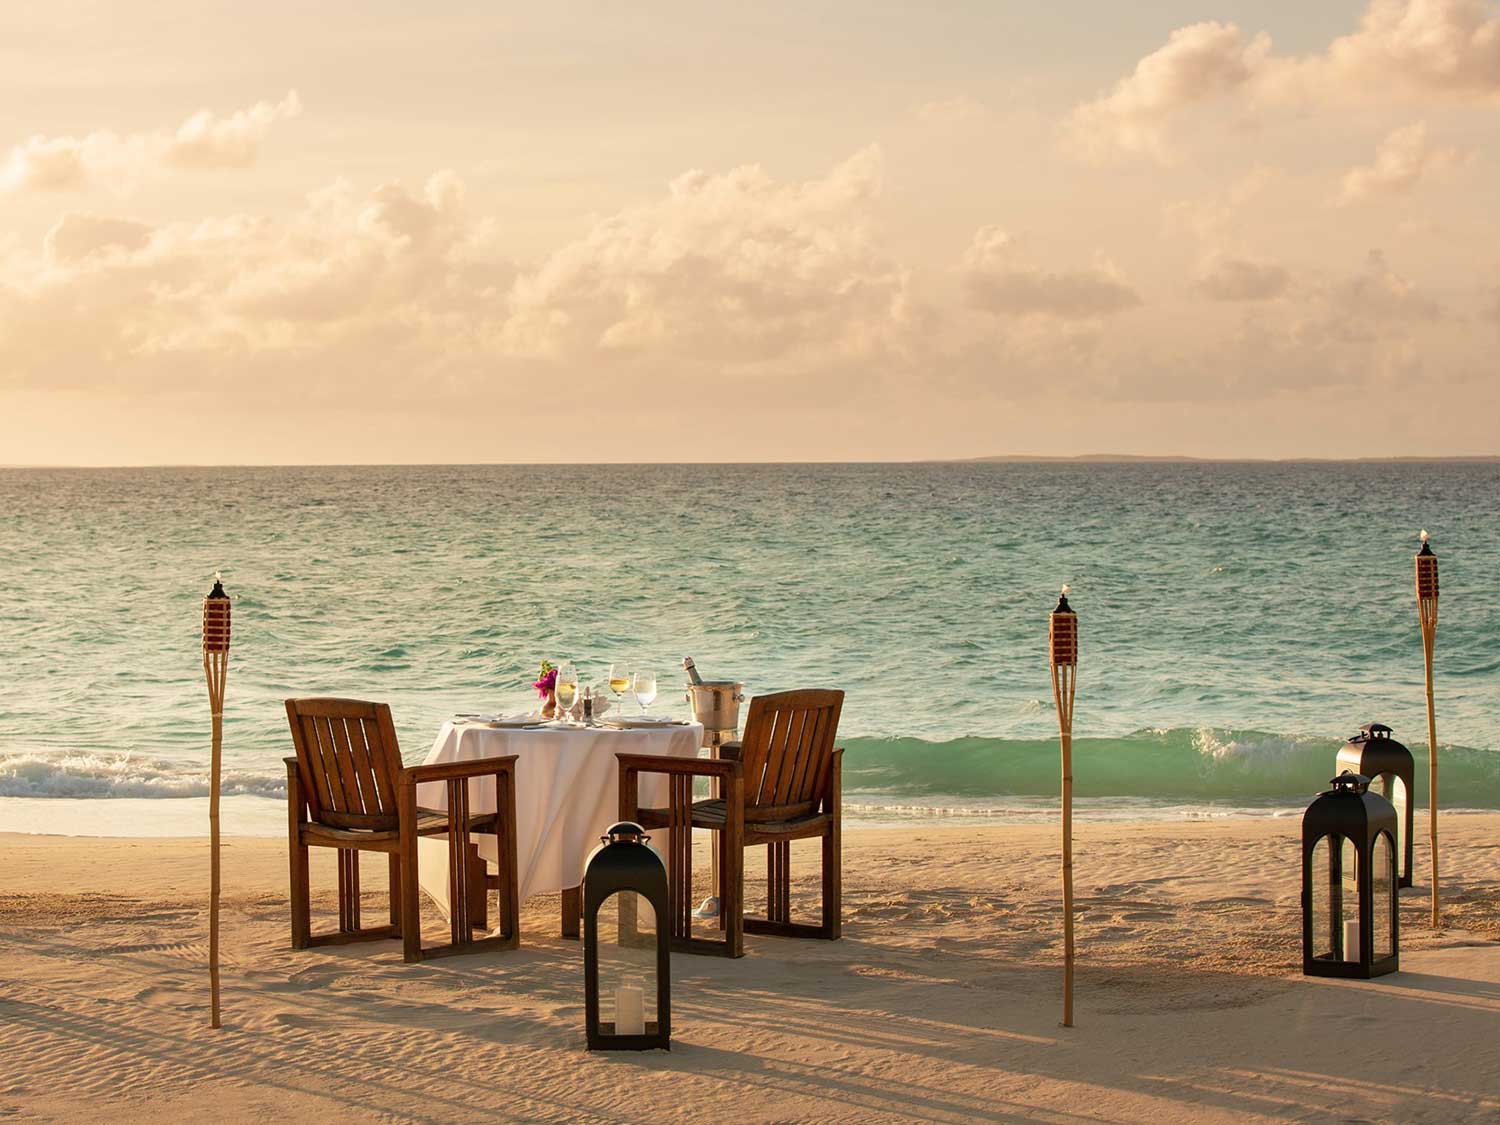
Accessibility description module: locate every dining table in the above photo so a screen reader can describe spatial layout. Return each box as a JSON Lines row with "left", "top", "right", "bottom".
{"left": 414, "top": 715, "right": 704, "bottom": 934}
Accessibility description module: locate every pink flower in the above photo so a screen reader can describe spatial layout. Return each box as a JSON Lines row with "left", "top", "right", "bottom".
{"left": 533, "top": 662, "right": 558, "bottom": 698}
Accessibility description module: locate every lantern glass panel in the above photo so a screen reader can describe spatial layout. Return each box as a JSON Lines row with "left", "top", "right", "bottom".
{"left": 594, "top": 890, "right": 659, "bottom": 1038}
{"left": 1372, "top": 832, "right": 1395, "bottom": 961}
{"left": 1309, "top": 835, "right": 1336, "bottom": 961}
{"left": 1369, "top": 773, "right": 1408, "bottom": 874}
{"left": 1340, "top": 837, "right": 1359, "bottom": 961}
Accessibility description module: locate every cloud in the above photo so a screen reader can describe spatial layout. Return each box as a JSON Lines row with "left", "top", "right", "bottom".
{"left": 0, "top": 92, "right": 301, "bottom": 193}
{"left": 0, "top": 169, "right": 511, "bottom": 394}
{"left": 0, "top": 150, "right": 924, "bottom": 401}
{"left": 1065, "top": 22, "right": 1271, "bottom": 161}
{"left": 162, "top": 91, "right": 303, "bottom": 169}
{"left": 2, "top": 149, "right": 1488, "bottom": 432}
{"left": 961, "top": 226, "right": 1142, "bottom": 318}
{"left": 1068, "top": 1, "right": 1500, "bottom": 162}
{"left": 1309, "top": 0, "right": 1500, "bottom": 97}
{"left": 1331, "top": 248, "right": 1444, "bottom": 322}
{"left": 1194, "top": 255, "right": 1290, "bottom": 301}
{"left": 1337, "top": 122, "right": 1468, "bottom": 203}
{"left": 500, "top": 146, "right": 917, "bottom": 370}
{"left": 44, "top": 214, "right": 154, "bottom": 265}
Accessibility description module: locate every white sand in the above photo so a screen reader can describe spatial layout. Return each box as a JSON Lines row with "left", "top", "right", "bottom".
{"left": 1, "top": 817, "right": 1498, "bottom": 1122}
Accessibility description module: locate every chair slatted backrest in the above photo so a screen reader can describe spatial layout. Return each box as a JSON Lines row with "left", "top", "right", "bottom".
{"left": 285, "top": 698, "right": 403, "bottom": 831}
{"left": 737, "top": 689, "right": 843, "bottom": 822}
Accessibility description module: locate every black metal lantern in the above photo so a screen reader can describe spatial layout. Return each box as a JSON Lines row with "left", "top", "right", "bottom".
{"left": 583, "top": 822, "right": 670, "bottom": 1051}
{"left": 1302, "top": 773, "right": 1399, "bottom": 979}
{"left": 1336, "top": 723, "right": 1415, "bottom": 889}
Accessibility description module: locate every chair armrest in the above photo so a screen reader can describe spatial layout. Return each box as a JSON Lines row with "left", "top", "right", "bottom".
{"left": 402, "top": 754, "right": 518, "bottom": 787}
{"left": 615, "top": 752, "right": 741, "bottom": 780}
{"left": 717, "top": 740, "right": 743, "bottom": 763}
{"left": 285, "top": 757, "right": 306, "bottom": 823}
{"left": 618, "top": 753, "right": 744, "bottom": 827}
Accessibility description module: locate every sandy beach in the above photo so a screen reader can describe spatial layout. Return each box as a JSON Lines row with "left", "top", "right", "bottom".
{"left": 2, "top": 816, "right": 1498, "bottom": 1122}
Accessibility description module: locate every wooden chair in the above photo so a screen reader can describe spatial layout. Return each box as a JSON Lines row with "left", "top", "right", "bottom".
{"left": 284, "top": 698, "right": 520, "bottom": 963}
{"left": 618, "top": 688, "right": 843, "bottom": 958}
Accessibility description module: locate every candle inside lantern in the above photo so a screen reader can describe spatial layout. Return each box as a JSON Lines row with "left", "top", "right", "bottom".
{"left": 1344, "top": 918, "right": 1360, "bottom": 962}
{"left": 615, "top": 976, "right": 645, "bottom": 1036}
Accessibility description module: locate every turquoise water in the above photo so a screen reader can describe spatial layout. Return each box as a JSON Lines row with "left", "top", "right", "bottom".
{"left": 1, "top": 463, "right": 1496, "bottom": 828}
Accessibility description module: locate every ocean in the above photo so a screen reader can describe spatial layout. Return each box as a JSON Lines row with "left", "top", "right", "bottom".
{"left": 1, "top": 462, "right": 1496, "bottom": 835}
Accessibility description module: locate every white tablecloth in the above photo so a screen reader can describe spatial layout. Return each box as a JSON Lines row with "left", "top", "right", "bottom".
{"left": 416, "top": 719, "right": 703, "bottom": 917}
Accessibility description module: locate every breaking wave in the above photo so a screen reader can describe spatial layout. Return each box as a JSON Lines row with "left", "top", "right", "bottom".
{"left": 841, "top": 728, "right": 1500, "bottom": 807}
{"left": 0, "top": 752, "right": 285, "bottom": 799}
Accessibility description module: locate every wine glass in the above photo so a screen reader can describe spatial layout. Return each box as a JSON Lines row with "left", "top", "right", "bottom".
{"left": 607, "top": 663, "right": 631, "bottom": 719}
{"left": 555, "top": 662, "right": 579, "bottom": 722}
{"left": 632, "top": 670, "right": 657, "bottom": 717}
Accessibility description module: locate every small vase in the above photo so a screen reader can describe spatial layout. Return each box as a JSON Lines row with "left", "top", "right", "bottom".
{"left": 542, "top": 689, "right": 557, "bottom": 719}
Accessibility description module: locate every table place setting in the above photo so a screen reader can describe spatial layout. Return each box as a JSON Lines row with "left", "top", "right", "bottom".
{"left": 415, "top": 658, "right": 706, "bottom": 917}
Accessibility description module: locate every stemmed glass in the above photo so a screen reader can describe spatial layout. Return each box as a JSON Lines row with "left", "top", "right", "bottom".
{"left": 607, "top": 663, "right": 631, "bottom": 720}
{"left": 554, "top": 662, "right": 579, "bottom": 723}
{"left": 632, "top": 670, "right": 657, "bottom": 717}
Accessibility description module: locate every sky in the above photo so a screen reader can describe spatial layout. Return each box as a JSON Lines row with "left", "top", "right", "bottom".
{"left": 1, "top": 0, "right": 1497, "bottom": 464}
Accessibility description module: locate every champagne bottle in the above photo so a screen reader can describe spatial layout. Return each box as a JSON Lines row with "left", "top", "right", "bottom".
{"left": 682, "top": 657, "right": 703, "bottom": 686}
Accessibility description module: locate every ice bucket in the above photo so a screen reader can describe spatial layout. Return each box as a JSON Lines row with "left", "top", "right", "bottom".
{"left": 685, "top": 681, "right": 744, "bottom": 732}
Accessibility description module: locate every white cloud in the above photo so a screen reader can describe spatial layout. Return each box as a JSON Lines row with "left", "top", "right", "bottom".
{"left": 1, "top": 150, "right": 1488, "bottom": 429}
{"left": 1309, "top": 0, "right": 1500, "bottom": 98}
{"left": 1068, "top": 1, "right": 1500, "bottom": 162}
{"left": 1194, "top": 255, "right": 1290, "bottom": 301}
{"left": 43, "top": 214, "right": 154, "bottom": 265}
{"left": 500, "top": 146, "right": 917, "bottom": 371}
{"left": 0, "top": 150, "right": 923, "bottom": 399}
{"left": 1331, "top": 248, "right": 1444, "bottom": 322}
{"left": 0, "top": 92, "right": 301, "bottom": 194}
{"left": 1337, "top": 122, "right": 1468, "bottom": 203}
{"left": 1066, "top": 22, "right": 1271, "bottom": 161}
{"left": 162, "top": 91, "right": 303, "bottom": 169}
{"left": 0, "top": 169, "right": 510, "bottom": 392}
{"left": 961, "top": 226, "right": 1141, "bottom": 318}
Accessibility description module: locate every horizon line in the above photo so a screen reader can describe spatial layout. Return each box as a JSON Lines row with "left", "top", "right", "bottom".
{"left": 3, "top": 454, "right": 1500, "bottom": 470}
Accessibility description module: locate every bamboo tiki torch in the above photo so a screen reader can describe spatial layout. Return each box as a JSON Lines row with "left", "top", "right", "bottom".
{"left": 1415, "top": 531, "right": 1439, "bottom": 927}
{"left": 202, "top": 571, "right": 232, "bottom": 1029}
{"left": 1049, "top": 585, "right": 1078, "bottom": 1028}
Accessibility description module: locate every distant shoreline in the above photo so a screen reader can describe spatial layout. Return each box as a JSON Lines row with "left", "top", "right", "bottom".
{"left": 964, "top": 454, "right": 1500, "bottom": 464}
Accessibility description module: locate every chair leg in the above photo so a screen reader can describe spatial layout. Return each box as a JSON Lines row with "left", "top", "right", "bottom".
{"left": 771, "top": 841, "right": 794, "bottom": 924}
{"left": 725, "top": 774, "right": 745, "bottom": 957}
{"left": 338, "top": 849, "right": 361, "bottom": 934}
{"left": 669, "top": 773, "right": 693, "bottom": 946}
{"left": 561, "top": 886, "right": 581, "bottom": 940}
{"left": 497, "top": 769, "right": 520, "bottom": 948}
{"left": 286, "top": 760, "right": 311, "bottom": 951}
{"left": 388, "top": 853, "right": 402, "bottom": 934}
{"left": 822, "top": 824, "right": 841, "bottom": 939}
{"left": 717, "top": 825, "right": 728, "bottom": 932}
{"left": 400, "top": 785, "right": 422, "bottom": 963}
{"left": 289, "top": 839, "right": 311, "bottom": 950}
{"left": 723, "top": 827, "right": 743, "bottom": 958}
{"left": 466, "top": 843, "right": 488, "bottom": 932}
